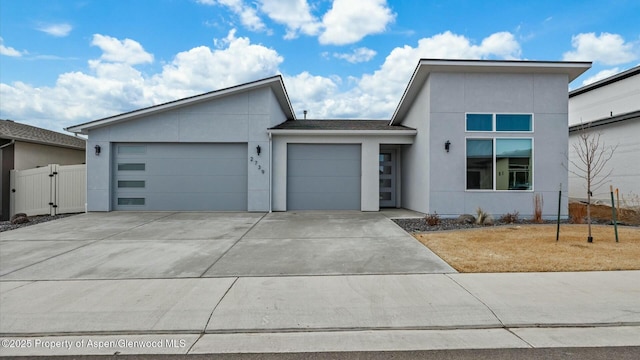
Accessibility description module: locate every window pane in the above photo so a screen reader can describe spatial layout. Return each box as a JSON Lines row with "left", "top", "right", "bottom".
{"left": 496, "top": 114, "right": 532, "bottom": 131}
{"left": 118, "top": 145, "right": 146, "bottom": 154}
{"left": 379, "top": 166, "right": 392, "bottom": 175}
{"left": 496, "top": 139, "right": 532, "bottom": 190}
{"left": 118, "top": 180, "right": 145, "bottom": 188}
{"left": 379, "top": 153, "right": 391, "bottom": 162}
{"left": 466, "top": 139, "right": 493, "bottom": 189}
{"left": 379, "top": 179, "right": 392, "bottom": 187}
{"left": 117, "top": 198, "right": 145, "bottom": 205}
{"left": 118, "top": 163, "right": 145, "bottom": 171}
{"left": 466, "top": 114, "right": 493, "bottom": 131}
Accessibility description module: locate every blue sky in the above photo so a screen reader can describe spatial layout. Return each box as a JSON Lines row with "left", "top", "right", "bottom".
{"left": 1, "top": 0, "right": 639, "bottom": 132}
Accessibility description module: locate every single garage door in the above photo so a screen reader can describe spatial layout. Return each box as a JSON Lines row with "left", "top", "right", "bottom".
{"left": 287, "top": 144, "right": 361, "bottom": 210}
{"left": 113, "top": 143, "right": 247, "bottom": 211}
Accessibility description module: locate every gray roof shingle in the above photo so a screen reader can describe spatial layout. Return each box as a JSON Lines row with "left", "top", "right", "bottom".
{"left": 0, "top": 120, "right": 86, "bottom": 149}
{"left": 270, "top": 120, "right": 415, "bottom": 131}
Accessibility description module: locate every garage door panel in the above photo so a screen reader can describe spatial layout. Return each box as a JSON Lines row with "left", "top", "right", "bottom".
{"left": 287, "top": 144, "right": 360, "bottom": 160}
{"left": 143, "top": 193, "right": 247, "bottom": 211}
{"left": 114, "top": 143, "right": 247, "bottom": 211}
{"left": 287, "top": 176, "right": 361, "bottom": 194}
{"left": 142, "top": 176, "right": 248, "bottom": 193}
{"left": 287, "top": 192, "right": 360, "bottom": 210}
{"left": 287, "top": 144, "right": 361, "bottom": 210}
{"left": 142, "top": 158, "right": 247, "bottom": 176}
{"left": 287, "top": 159, "right": 361, "bottom": 177}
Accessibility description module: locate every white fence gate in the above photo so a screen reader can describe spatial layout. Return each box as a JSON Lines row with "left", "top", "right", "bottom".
{"left": 10, "top": 164, "right": 86, "bottom": 217}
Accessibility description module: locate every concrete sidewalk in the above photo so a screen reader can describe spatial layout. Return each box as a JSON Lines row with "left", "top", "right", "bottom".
{"left": 1, "top": 212, "right": 639, "bottom": 356}
{"left": 1, "top": 271, "right": 639, "bottom": 356}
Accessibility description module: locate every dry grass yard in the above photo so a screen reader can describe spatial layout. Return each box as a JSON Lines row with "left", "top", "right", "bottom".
{"left": 415, "top": 224, "right": 640, "bottom": 273}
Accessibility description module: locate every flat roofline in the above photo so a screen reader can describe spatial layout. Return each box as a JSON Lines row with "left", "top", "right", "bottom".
{"left": 268, "top": 129, "right": 417, "bottom": 136}
{"left": 569, "top": 110, "right": 640, "bottom": 132}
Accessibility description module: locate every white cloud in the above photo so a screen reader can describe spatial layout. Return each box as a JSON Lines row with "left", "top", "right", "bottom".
{"left": 284, "top": 71, "right": 338, "bottom": 118}
{"left": 91, "top": 34, "right": 154, "bottom": 65}
{"left": 0, "top": 37, "right": 24, "bottom": 57}
{"left": 259, "top": 0, "right": 321, "bottom": 39}
{"left": 563, "top": 32, "right": 638, "bottom": 65}
{"left": 199, "top": 0, "right": 394, "bottom": 45}
{"left": 0, "top": 30, "right": 523, "bottom": 132}
{"left": 581, "top": 68, "right": 620, "bottom": 86}
{"left": 36, "top": 23, "right": 73, "bottom": 37}
{"left": 149, "top": 29, "right": 283, "bottom": 102}
{"left": 291, "top": 31, "right": 522, "bottom": 119}
{"left": 319, "top": 0, "right": 395, "bottom": 45}
{"left": 333, "top": 47, "right": 376, "bottom": 63}
{"left": 199, "top": 0, "right": 267, "bottom": 32}
{"left": 0, "top": 31, "right": 282, "bottom": 130}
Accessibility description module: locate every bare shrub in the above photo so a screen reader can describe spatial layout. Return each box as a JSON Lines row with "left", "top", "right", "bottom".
{"left": 500, "top": 211, "right": 520, "bottom": 224}
{"left": 533, "top": 193, "right": 543, "bottom": 223}
{"left": 424, "top": 212, "right": 440, "bottom": 226}
{"left": 476, "top": 207, "right": 490, "bottom": 225}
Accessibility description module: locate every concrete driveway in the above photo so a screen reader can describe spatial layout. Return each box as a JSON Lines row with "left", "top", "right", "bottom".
{"left": 0, "top": 211, "right": 454, "bottom": 280}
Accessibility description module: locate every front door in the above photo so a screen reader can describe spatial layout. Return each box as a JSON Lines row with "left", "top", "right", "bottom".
{"left": 379, "top": 150, "right": 396, "bottom": 208}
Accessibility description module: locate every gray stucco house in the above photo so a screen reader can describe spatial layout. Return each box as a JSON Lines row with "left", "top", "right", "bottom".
{"left": 67, "top": 59, "right": 590, "bottom": 218}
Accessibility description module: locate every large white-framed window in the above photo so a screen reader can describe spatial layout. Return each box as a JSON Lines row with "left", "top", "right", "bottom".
{"left": 466, "top": 113, "right": 533, "bottom": 132}
{"left": 466, "top": 137, "right": 533, "bottom": 191}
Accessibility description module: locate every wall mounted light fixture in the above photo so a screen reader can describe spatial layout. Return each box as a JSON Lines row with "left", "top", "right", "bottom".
{"left": 94, "top": 145, "right": 101, "bottom": 156}
{"left": 256, "top": 145, "right": 261, "bottom": 156}
{"left": 444, "top": 140, "right": 451, "bottom": 153}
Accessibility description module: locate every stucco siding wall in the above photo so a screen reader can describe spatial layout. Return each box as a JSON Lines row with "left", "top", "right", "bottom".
{"left": 272, "top": 134, "right": 414, "bottom": 212}
{"left": 85, "top": 87, "right": 285, "bottom": 211}
{"left": 569, "top": 74, "right": 640, "bottom": 126}
{"left": 14, "top": 142, "right": 85, "bottom": 170}
{"left": 425, "top": 72, "right": 569, "bottom": 218}
{"left": 400, "top": 77, "right": 430, "bottom": 213}
{"left": 568, "top": 119, "right": 640, "bottom": 205}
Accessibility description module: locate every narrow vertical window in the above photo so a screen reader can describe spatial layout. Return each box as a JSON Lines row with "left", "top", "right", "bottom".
{"left": 466, "top": 139, "right": 493, "bottom": 190}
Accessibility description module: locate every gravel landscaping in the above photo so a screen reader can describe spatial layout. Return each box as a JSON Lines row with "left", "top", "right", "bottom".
{"left": 392, "top": 217, "right": 592, "bottom": 233}
{"left": 0, "top": 213, "right": 80, "bottom": 232}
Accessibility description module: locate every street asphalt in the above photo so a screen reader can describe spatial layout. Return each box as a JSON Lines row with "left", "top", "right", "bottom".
{"left": 0, "top": 210, "right": 638, "bottom": 356}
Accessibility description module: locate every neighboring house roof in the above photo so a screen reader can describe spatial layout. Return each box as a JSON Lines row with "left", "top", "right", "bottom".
{"left": 269, "top": 120, "right": 417, "bottom": 135}
{"left": 0, "top": 119, "right": 86, "bottom": 149}
{"left": 569, "top": 110, "right": 640, "bottom": 133}
{"left": 569, "top": 65, "right": 640, "bottom": 98}
{"left": 390, "top": 59, "right": 592, "bottom": 125}
{"left": 66, "top": 75, "right": 295, "bottom": 135}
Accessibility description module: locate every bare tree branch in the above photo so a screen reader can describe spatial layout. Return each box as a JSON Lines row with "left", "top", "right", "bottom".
{"left": 569, "top": 123, "right": 617, "bottom": 242}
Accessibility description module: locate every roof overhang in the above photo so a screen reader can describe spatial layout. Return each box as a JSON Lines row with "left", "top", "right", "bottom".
{"left": 390, "top": 59, "right": 592, "bottom": 125}
{"left": 268, "top": 129, "right": 417, "bottom": 136}
{"left": 570, "top": 65, "right": 640, "bottom": 97}
{"left": 3, "top": 138, "right": 86, "bottom": 150}
{"left": 569, "top": 110, "right": 640, "bottom": 133}
{"left": 66, "top": 75, "right": 295, "bottom": 135}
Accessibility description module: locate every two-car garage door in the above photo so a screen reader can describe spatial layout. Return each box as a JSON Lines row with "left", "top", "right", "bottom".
{"left": 113, "top": 143, "right": 247, "bottom": 211}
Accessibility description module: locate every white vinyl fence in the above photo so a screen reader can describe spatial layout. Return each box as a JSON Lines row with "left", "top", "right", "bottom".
{"left": 10, "top": 164, "right": 86, "bottom": 217}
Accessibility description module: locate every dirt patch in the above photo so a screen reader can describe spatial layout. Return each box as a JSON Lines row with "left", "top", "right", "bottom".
{"left": 569, "top": 201, "right": 640, "bottom": 225}
{"left": 415, "top": 224, "right": 640, "bottom": 273}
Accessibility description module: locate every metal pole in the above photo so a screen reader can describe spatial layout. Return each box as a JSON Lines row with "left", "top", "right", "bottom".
{"left": 556, "top": 183, "right": 562, "bottom": 242}
{"left": 610, "top": 185, "right": 619, "bottom": 243}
